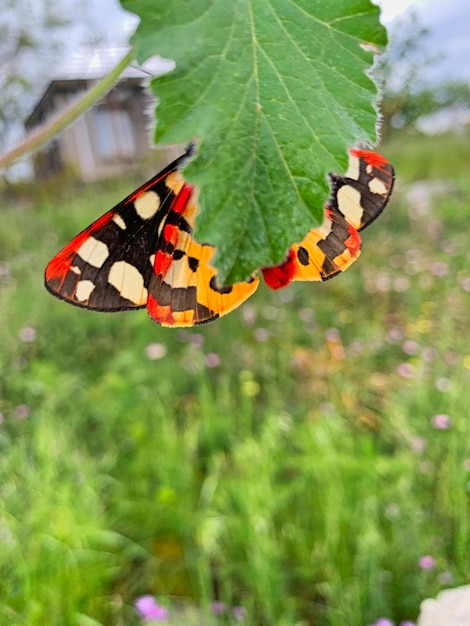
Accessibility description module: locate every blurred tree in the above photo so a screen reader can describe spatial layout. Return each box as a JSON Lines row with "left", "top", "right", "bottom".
{"left": 0, "top": 0, "right": 87, "bottom": 150}
{"left": 378, "top": 12, "right": 470, "bottom": 138}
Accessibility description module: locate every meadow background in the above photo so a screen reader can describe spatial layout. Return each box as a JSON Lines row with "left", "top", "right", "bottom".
{"left": 0, "top": 128, "right": 469, "bottom": 626}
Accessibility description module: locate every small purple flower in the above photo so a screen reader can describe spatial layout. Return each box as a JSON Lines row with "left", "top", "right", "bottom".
{"left": 402, "top": 340, "right": 419, "bottom": 355}
{"left": 418, "top": 555, "right": 436, "bottom": 570}
{"left": 431, "top": 261, "right": 448, "bottom": 277}
{"left": 325, "top": 327, "right": 341, "bottom": 342}
{"left": 19, "top": 326, "right": 36, "bottom": 342}
{"left": 134, "top": 595, "right": 168, "bottom": 621}
{"left": 431, "top": 414, "right": 452, "bottom": 430}
{"left": 210, "top": 601, "right": 227, "bottom": 615}
{"left": 374, "top": 618, "right": 394, "bottom": 626}
{"left": 253, "top": 328, "right": 269, "bottom": 342}
{"left": 190, "top": 333, "right": 204, "bottom": 348}
{"left": 398, "top": 621, "right": 416, "bottom": 626}
{"left": 233, "top": 606, "right": 247, "bottom": 621}
{"left": 388, "top": 327, "right": 404, "bottom": 343}
{"left": 204, "top": 353, "right": 221, "bottom": 368}
{"left": 14, "top": 404, "right": 30, "bottom": 420}
{"left": 396, "top": 362, "right": 414, "bottom": 378}
{"left": 348, "top": 340, "right": 364, "bottom": 355}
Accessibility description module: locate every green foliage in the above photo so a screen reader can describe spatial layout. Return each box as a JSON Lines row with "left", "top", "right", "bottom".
{"left": 121, "top": 0, "right": 387, "bottom": 283}
{"left": 385, "top": 131, "right": 470, "bottom": 182}
{"left": 385, "top": 80, "right": 470, "bottom": 137}
{"left": 1, "top": 132, "right": 470, "bottom": 624}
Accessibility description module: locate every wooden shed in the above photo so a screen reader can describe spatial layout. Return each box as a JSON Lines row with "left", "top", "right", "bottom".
{"left": 25, "top": 75, "right": 159, "bottom": 182}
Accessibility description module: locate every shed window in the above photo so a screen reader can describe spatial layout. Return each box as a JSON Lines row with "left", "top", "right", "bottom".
{"left": 92, "top": 106, "right": 136, "bottom": 163}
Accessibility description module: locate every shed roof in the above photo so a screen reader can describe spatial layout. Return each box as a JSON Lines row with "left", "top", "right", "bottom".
{"left": 25, "top": 44, "right": 173, "bottom": 129}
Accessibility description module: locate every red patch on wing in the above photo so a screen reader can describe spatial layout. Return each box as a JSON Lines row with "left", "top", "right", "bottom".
{"left": 163, "top": 223, "right": 179, "bottom": 247}
{"left": 154, "top": 249, "right": 172, "bottom": 276}
{"left": 171, "top": 184, "right": 193, "bottom": 214}
{"left": 261, "top": 248, "right": 297, "bottom": 290}
{"left": 147, "top": 295, "right": 175, "bottom": 325}
{"left": 345, "top": 224, "right": 362, "bottom": 256}
{"left": 325, "top": 207, "right": 361, "bottom": 256}
{"left": 45, "top": 212, "right": 112, "bottom": 281}
{"left": 350, "top": 149, "right": 388, "bottom": 170}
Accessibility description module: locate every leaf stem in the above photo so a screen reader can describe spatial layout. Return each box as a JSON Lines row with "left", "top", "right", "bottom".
{"left": 0, "top": 48, "right": 135, "bottom": 171}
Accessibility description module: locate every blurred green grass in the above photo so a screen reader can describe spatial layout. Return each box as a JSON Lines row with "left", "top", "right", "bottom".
{"left": 0, "top": 131, "right": 469, "bottom": 625}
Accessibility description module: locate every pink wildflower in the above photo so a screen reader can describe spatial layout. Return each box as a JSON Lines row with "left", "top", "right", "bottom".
{"left": 134, "top": 595, "right": 168, "bottom": 621}
{"left": 204, "top": 353, "right": 221, "bottom": 368}
{"left": 419, "top": 555, "right": 436, "bottom": 570}
{"left": 210, "top": 601, "right": 226, "bottom": 615}
{"left": 431, "top": 414, "right": 452, "bottom": 429}
{"left": 233, "top": 606, "right": 247, "bottom": 621}
{"left": 19, "top": 327, "right": 36, "bottom": 342}
{"left": 397, "top": 362, "right": 414, "bottom": 378}
{"left": 14, "top": 405, "right": 30, "bottom": 420}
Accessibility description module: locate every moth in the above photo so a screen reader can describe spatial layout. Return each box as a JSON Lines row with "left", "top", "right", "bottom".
{"left": 45, "top": 146, "right": 394, "bottom": 326}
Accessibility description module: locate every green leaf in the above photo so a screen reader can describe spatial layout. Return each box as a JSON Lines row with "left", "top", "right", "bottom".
{"left": 121, "top": 0, "right": 387, "bottom": 284}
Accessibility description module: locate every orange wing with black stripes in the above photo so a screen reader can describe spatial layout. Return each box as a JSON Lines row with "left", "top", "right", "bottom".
{"left": 261, "top": 149, "right": 395, "bottom": 289}
{"left": 45, "top": 145, "right": 259, "bottom": 327}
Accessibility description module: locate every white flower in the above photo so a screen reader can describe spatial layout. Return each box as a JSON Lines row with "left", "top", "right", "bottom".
{"left": 418, "top": 585, "right": 470, "bottom": 626}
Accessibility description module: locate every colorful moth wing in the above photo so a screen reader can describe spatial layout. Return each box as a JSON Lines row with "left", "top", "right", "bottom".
{"left": 45, "top": 146, "right": 393, "bottom": 325}
{"left": 331, "top": 149, "right": 395, "bottom": 232}
{"left": 45, "top": 148, "right": 259, "bottom": 326}
{"left": 261, "top": 149, "right": 394, "bottom": 288}
{"left": 145, "top": 171, "right": 259, "bottom": 326}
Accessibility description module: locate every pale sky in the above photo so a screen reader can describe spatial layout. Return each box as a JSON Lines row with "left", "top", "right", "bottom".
{"left": 93, "top": 0, "right": 434, "bottom": 29}
{"left": 377, "top": 0, "right": 431, "bottom": 22}
{"left": 90, "top": 0, "right": 440, "bottom": 31}
{"left": 79, "top": 0, "right": 470, "bottom": 82}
